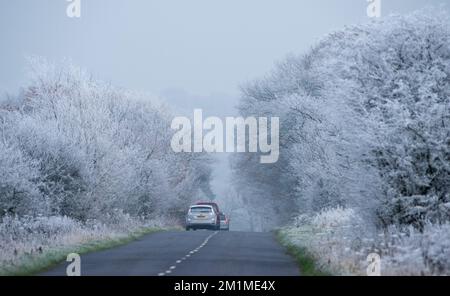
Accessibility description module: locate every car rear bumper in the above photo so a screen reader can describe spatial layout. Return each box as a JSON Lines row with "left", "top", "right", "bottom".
{"left": 187, "top": 223, "right": 217, "bottom": 230}
{"left": 186, "top": 220, "right": 217, "bottom": 228}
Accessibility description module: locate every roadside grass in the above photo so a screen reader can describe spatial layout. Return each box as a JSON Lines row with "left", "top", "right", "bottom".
{"left": 275, "top": 230, "right": 331, "bottom": 276}
{"left": 0, "top": 227, "right": 163, "bottom": 276}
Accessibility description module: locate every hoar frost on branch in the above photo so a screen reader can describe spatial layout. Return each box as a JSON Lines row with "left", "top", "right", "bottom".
{"left": 0, "top": 56, "right": 213, "bottom": 223}
{"left": 233, "top": 9, "right": 450, "bottom": 230}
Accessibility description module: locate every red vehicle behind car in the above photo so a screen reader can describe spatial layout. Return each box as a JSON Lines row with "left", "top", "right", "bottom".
{"left": 196, "top": 201, "right": 220, "bottom": 229}
{"left": 219, "top": 213, "right": 230, "bottom": 231}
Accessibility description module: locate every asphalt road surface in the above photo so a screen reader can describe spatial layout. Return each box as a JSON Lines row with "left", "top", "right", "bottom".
{"left": 41, "top": 231, "right": 300, "bottom": 276}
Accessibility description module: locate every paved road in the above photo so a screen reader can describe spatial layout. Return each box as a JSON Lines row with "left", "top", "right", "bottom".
{"left": 41, "top": 231, "right": 300, "bottom": 276}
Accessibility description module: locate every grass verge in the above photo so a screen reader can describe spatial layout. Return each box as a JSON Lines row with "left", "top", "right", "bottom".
{"left": 275, "top": 229, "right": 331, "bottom": 276}
{"left": 0, "top": 227, "right": 163, "bottom": 276}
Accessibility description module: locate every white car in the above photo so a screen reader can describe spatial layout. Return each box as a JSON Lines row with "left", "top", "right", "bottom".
{"left": 186, "top": 205, "right": 219, "bottom": 230}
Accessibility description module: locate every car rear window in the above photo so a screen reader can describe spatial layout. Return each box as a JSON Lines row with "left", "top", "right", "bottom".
{"left": 197, "top": 203, "right": 219, "bottom": 211}
{"left": 190, "top": 207, "right": 212, "bottom": 213}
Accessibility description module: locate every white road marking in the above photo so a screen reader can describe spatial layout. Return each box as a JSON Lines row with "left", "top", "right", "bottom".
{"left": 156, "top": 231, "right": 219, "bottom": 276}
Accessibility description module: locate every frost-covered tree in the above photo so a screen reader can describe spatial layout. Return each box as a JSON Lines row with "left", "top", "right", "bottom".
{"left": 233, "top": 9, "right": 450, "bottom": 230}
{"left": 0, "top": 57, "right": 213, "bottom": 223}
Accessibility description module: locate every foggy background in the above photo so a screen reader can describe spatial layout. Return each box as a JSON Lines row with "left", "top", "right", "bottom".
{"left": 0, "top": 0, "right": 447, "bottom": 221}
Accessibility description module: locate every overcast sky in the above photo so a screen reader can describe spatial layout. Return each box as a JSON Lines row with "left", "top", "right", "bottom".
{"left": 1, "top": 0, "right": 448, "bottom": 114}
{"left": 1, "top": 0, "right": 448, "bottom": 200}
